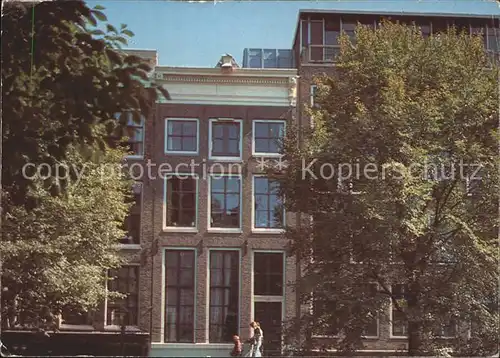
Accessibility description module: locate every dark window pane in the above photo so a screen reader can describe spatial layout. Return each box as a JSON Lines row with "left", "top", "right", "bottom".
{"left": 106, "top": 266, "right": 139, "bottom": 326}
{"left": 165, "top": 250, "right": 195, "bottom": 342}
{"left": 253, "top": 253, "right": 284, "bottom": 296}
{"left": 167, "top": 120, "right": 198, "bottom": 152}
{"left": 166, "top": 177, "right": 197, "bottom": 227}
{"left": 253, "top": 177, "right": 283, "bottom": 229}
{"left": 210, "top": 177, "right": 241, "bottom": 228}
{"left": 209, "top": 251, "right": 239, "bottom": 342}
{"left": 211, "top": 122, "right": 241, "bottom": 157}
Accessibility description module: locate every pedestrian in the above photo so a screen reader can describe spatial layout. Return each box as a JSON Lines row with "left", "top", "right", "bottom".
{"left": 230, "top": 335, "right": 242, "bottom": 357}
{"left": 247, "top": 321, "right": 264, "bottom": 357}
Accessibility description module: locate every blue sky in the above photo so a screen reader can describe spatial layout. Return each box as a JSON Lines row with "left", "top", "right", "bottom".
{"left": 86, "top": 0, "right": 500, "bottom": 67}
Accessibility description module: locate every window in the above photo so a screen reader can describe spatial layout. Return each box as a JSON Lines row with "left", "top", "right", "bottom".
{"left": 310, "top": 85, "right": 317, "bottom": 107}
{"left": 324, "top": 19, "right": 341, "bottom": 61}
{"left": 165, "top": 250, "right": 195, "bottom": 342}
{"left": 209, "top": 175, "right": 241, "bottom": 230}
{"left": 106, "top": 266, "right": 139, "bottom": 326}
{"left": 391, "top": 284, "right": 408, "bottom": 337}
{"left": 60, "top": 307, "right": 94, "bottom": 326}
{"left": 121, "top": 183, "right": 141, "bottom": 244}
{"left": 254, "top": 252, "right": 283, "bottom": 296}
{"left": 252, "top": 120, "right": 285, "bottom": 156}
{"left": 433, "top": 320, "right": 457, "bottom": 337}
{"left": 165, "top": 118, "right": 198, "bottom": 154}
{"left": 209, "top": 119, "right": 242, "bottom": 160}
{"left": 116, "top": 112, "right": 144, "bottom": 157}
{"left": 253, "top": 177, "right": 284, "bottom": 230}
{"left": 209, "top": 250, "right": 240, "bottom": 342}
{"left": 165, "top": 175, "right": 197, "bottom": 229}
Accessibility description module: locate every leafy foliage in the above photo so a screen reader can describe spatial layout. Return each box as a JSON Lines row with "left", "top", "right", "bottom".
{"left": 1, "top": 1, "right": 167, "bottom": 329}
{"left": 2, "top": 0, "right": 168, "bottom": 207}
{"left": 281, "top": 22, "right": 499, "bottom": 355}
{"left": 1, "top": 145, "right": 131, "bottom": 329}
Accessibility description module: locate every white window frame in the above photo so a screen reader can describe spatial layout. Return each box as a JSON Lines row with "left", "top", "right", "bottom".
{"left": 252, "top": 119, "right": 286, "bottom": 158}
{"left": 310, "top": 85, "right": 317, "bottom": 107}
{"left": 160, "top": 247, "right": 198, "bottom": 344}
{"left": 119, "top": 112, "right": 145, "bottom": 159}
{"left": 104, "top": 263, "right": 140, "bottom": 329}
{"left": 117, "top": 182, "right": 143, "bottom": 250}
{"left": 205, "top": 248, "right": 242, "bottom": 343}
{"left": 164, "top": 118, "right": 199, "bottom": 155}
{"left": 209, "top": 118, "right": 243, "bottom": 162}
{"left": 389, "top": 284, "right": 409, "bottom": 338}
{"left": 163, "top": 173, "right": 199, "bottom": 233}
{"left": 207, "top": 173, "right": 243, "bottom": 233}
{"left": 251, "top": 175, "right": 285, "bottom": 234}
{"left": 251, "top": 250, "right": 286, "bottom": 355}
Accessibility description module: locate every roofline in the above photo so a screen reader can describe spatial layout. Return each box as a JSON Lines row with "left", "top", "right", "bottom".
{"left": 155, "top": 66, "right": 298, "bottom": 78}
{"left": 298, "top": 8, "right": 499, "bottom": 19}
{"left": 291, "top": 8, "right": 499, "bottom": 49}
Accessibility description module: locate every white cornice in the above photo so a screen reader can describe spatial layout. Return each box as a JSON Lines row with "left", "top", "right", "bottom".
{"left": 154, "top": 66, "right": 298, "bottom": 78}
{"left": 157, "top": 73, "right": 290, "bottom": 86}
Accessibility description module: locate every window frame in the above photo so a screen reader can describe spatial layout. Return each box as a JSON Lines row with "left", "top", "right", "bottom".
{"left": 105, "top": 264, "right": 140, "bottom": 328}
{"left": 251, "top": 250, "right": 285, "bottom": 354}
{"left": 208, "top": 118, "right": 243, "bottom": 161}
{"left": 164, "top": 118, "right": 200, "bottom": 155}
{"left": 251, "top": 119, "right": 286, "bottom": 158}
{"left": 119, "top": 182, "right": 142, "bottom": 247}
{"left": 310, "top": 85, "right": 317, "bottom": 107}
{"left": 390, "top": 284, "right": 409, "bottom": 338}
{"left": 208, "top": 173, "right": 243, "bottom": 233}
{"left": 163, "top": 173, "right": 199, "bottom": 233}
{"left": 251, "top": 175, "right": 285, "bottom": 233}
{"left": 119, "top": 112, "right": 145, "bottom": 159}
{"left": 207, "top": 249, "right": 242, "bottom": 343}
{"left": 162, "top": 248, "right": 197, "bottom": 343}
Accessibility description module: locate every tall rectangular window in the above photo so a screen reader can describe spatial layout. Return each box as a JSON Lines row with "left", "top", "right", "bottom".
{"left": 210, "top": 176, "right": 241, "bottom": 229}
{"left": 253, "top": 177, "right": 284, "bottom": 229}
{"left": 310, "top": 85, "right": 318, "bottom": 107}
{"left": 107, "top": 266, "right": 139, "bottom": 326}
{"left": 121, "top": 183, "right": 141, "bottom": 244}
{"left": 165, "top": 175, "right": 197, "bottom": 228}
{"left": 210, "top": 119, "right": 242, "bottom": 160}
{"left": 165, "top": 118, "right": 198, "bottom": 154}
{"left": 209, "top": 250, "right": 240, "bottom": 342}
{"left": 252, "top": 120, "right": 285, "bottom": 156}
{"left": 119, "top": 112, "right": 144, "bottom": 157}
{"left": 254, "top": 252, "right": 283, "bottom": 296}
{"left": 392, "top": 284, "right": 408, "bottom": 337}
{"left": 165, "top": 250, "right": 195, "bottom": 342}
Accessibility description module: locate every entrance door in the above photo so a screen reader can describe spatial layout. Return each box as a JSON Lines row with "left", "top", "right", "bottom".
{"left": 254, "top": 302, "right": 282, "bottom": 356}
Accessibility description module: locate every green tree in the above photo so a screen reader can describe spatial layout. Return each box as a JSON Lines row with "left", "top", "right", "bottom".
{"left": 2, "top": 145, "right": 131, "bottom": 329}
{"left": 282, "top": 22, "right": 499, "bottom": 356}
{"left": 1, "top": 1, "right": 168, "bottom": 329}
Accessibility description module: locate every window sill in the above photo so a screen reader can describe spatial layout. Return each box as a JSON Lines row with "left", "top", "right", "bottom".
{"left": 125, "top": 155, "right": 144, "bottom": 160}
{"left": 207, "top": 228, "right": 242, "bottom": 234}
{"left": 208, "top": 156, "right": 243, "bottom": 162}
{"left": 163, "top": 227, "right": 198, "bottom": 234}
{"left": 59, "top": 324, "right": 95, "bottom": 331}
{"left": 252, "top": 153, "right": 284, "bottom": 158}
{"left": 251, "top": 228, "right": 284, "bottom": 235}
{"left": 165, "top": 150, "right": 199, "bottom": 156}
{"left": 104, "top": 325, "right": 141, "bottom": 332}
{"left": 389, "top": 335, "right": 408, "bottom": 339}
{"left": 116, "top": 244, "right": 141, "bottom": 250}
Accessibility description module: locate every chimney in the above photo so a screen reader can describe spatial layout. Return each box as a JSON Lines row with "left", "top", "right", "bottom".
{"left": 216, "top": 53, "right": 239, "bottom": 74}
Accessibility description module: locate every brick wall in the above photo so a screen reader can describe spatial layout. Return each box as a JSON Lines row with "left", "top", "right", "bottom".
{"left": 139, "top": 103, "right": 297, "bottom": 344}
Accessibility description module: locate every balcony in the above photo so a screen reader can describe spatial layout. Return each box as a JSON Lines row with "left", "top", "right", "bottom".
{"left": 300, "top": 45, "right": 340, "bottom": 65}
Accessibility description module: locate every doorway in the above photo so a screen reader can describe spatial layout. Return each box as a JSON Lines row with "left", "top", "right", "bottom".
{"left": 253, "top": 301, "right": 282, "bottom": 356}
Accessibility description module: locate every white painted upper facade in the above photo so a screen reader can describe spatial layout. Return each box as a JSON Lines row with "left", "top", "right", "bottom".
{"left": 153, "top": 66, "right": 298, "bottom": 107}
